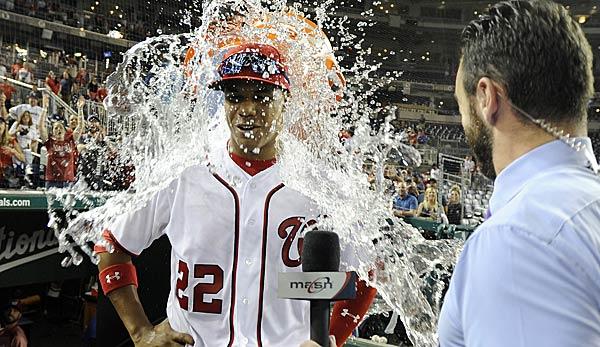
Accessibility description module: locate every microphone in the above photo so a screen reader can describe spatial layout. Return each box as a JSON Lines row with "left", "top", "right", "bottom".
{"left": 278, "top": 230, "right": 357, "bottom": 347}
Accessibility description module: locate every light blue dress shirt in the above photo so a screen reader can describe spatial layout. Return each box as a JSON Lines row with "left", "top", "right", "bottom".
{"left": 438, "top": 138, "right": 600, "bottom": 347}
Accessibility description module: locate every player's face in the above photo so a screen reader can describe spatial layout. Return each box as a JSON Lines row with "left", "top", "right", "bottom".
{"left": 455, "top": 59, "right": 496, "bottom": 180}
{"left": 223, "top": 80, "right": 286, "bottom": 159}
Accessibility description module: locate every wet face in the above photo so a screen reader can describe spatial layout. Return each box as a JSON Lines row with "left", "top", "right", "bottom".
{"left": 222, "top": 80, "right": 286, "bottom": 159}
{"left": 456, "top": 60, "right": 496, "bottom": 180}
{"left": 53, "top": 122, "right": 66, "bottom": 139}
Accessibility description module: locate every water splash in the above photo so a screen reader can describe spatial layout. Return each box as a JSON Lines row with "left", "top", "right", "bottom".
{"left": 49, "top": 1, "right": 463, "bottom": 346}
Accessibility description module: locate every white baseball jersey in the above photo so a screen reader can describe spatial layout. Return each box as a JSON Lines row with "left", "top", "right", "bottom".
{"left": 9, "top": 104, "right": 44, "bottom": 125}
{"left": 109, "top": 146, "right": 356, "bottom": 346}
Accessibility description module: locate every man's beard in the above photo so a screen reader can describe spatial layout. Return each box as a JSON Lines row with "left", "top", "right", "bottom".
{"left": 465, "top": 101, "right": 496, "bottom": 180}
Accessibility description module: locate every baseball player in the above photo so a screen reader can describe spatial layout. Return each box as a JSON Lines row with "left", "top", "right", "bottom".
{"left": 96, "top": 43, "right": 377, "bottom": 347}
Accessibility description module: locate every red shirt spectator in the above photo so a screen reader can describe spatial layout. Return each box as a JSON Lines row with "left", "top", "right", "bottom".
{"left": 10, "top": 62, "right": 21, "bottom": 79}
{"left": 96, "top": 87, "right": 108, "bottom": 102}
{"left": 39, "top": 94, "right": 84, "bottom": 188}
{"left": 45, "top": 131, "right": 77, "bottom": 182}
{"left": 0, "top": 83, "right": 15, "bottom": 101}
{"left": 0, "top": 138, "right": 17, "bottom": 171}
{"left": 45, "top": 72, "right": 60, "bottom": 95}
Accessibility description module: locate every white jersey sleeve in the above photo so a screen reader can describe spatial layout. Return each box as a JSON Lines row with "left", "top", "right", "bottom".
{"left": 108, "top": 181, "right": 176, "bottom": 256}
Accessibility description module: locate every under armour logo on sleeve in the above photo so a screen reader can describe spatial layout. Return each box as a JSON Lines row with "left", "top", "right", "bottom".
{"left": 106, "top": 272, "right": 121, "bottom": 284}
{"left": 341, "top": 308, "right": 360, "bottom": 323}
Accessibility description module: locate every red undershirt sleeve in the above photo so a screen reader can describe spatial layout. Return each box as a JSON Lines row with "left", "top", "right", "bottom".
{"left": 329, "top": 279, "right": 378, "bottom": 346}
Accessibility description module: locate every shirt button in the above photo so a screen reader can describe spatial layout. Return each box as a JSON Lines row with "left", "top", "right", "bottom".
{"left": 250, "top": 183, "right": 257, "bottom": 189}
{"left": 242, "top": 297, "right": 249, "bottom": 305}
{"left": 245, "top": 258, "right": 253, "bottom": 266}
{"left": 242, "top": 337, "right": 249, "bottom": 344}
{"left": 248, "top": 218, "right": 256, "bottom": 226}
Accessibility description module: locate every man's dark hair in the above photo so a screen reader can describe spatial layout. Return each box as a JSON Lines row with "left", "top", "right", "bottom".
{"left": 460, "top": 0, "right": 593, "bottom": 124}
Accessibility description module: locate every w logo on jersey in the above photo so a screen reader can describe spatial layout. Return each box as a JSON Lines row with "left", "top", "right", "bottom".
{"left": 105, "top": 272, "right": 121, "bottom": 284}
{"left": 278, "top": 217, "right": 317, "bottom": 267}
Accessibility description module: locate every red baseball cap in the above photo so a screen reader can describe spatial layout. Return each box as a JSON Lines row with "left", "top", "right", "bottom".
{"left": 210, "top": 43, "right": 290, "bottom": 91}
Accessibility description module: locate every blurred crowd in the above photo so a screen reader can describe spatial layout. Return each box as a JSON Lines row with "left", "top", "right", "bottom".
{"left": 0, "top": 58, "right": 108, "bottom": 109}
{"left": 0, "top": 0, "right": 158, "bottom": 41}
{"left": 0, "top": 89, "right": 132, "bottom": 191}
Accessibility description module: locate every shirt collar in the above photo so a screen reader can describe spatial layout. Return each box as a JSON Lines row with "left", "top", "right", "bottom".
{"left": 489, "top": 137, "right": 598, "bottom": 215}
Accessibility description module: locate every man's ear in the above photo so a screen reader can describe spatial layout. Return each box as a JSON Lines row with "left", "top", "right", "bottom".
{"left": 475, "top": 77, "right": 500, "bottom": 126}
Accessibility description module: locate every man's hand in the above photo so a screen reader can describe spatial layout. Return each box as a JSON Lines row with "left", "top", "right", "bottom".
{"left": 132, "top": 319, "right": 195, "bottom": 347}
{"left": 42, "top": 93, "right": 50, "bottom": 109}
{"left": 77, "top": 95, "right": 86, "bottom": 110}
{"left": 299, "top": 336, "right": 336, "bottom": 347}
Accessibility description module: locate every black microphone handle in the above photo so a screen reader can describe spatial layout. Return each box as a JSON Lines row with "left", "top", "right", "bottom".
{"left": 310, "top": 300, "right": 331, "bottom": 347}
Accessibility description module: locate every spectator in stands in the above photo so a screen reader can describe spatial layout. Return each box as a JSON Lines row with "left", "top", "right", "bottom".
{"left": 95, "top": 83, "right": 108, "bottom": 102}
{"left": 393, "top": 181, "right": 418, "bottom": 218}
{"left": 87, "top": 76, "right": 99, "bottom": 101}
{"left": 76, "top": 68, "right": 89, "bottom": 87}
{"left": 416, "top": 187, "right": 440, "bottom": 221}
{"left": 408, "top": 182, "right": 420, "bottom": 199}
{"left": 0, "top": 83, "right": 15, "bottom": 110}
{"left": 427, "top": 178, "right": 447, "bottom": 206}
{"left": 0, "top": 303, "right": 27, "bottom": 347}
{"left": 59, "top": 70, "right": 73, "bottom": 104}
{"left": 0, "top": 92, "right": 7, "bottom": 121}
{"left": 430, "top": 163, "right": 441, "bottom": 181}
{"left": 399, "top": 169, "right": 408, "bottom": 181}
{"left": 0, "top": 117, "right": 25, "bottom": 187}
{"left": 383, "top": 163, "right": 398, "bottom": 195}
{"left": 8, "top": 110, "right": 35, "bottom": 180}
{"left": 67, "top": 112, "right": 80, "bottom": 133}
{"left": 39, "top": 94, "right": 83, "bottom": 188}
{"left": 9, "top": 91, "right": 44, "bottom": 152}
{"left": 463, "top": 155, "right": 475, "bottom": 175}
{"left": 16, "top": 63, "right": 33, "bottom": 84}
{"left": 0, "top": 59, "right": 7, "bottom": 78}
{"left": 78, "top": 113, "right": 108, "bottom": 190}
{"left": 445, "top": 185, "right": 462, "bottom": 225}
{"left": 45, "top": 71, "right": 60, "bottom": 95}
{"left": 10, "top": 61, "right": 21, "bottom": 79}
{"left": 408, "top": 128, "right": 417, "bottom": 145}
{"left": 417, "top": 129, "right": 429, "bottom": 144}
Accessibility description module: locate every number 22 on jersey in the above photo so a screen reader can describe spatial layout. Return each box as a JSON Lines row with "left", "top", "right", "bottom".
{"left": 176, "top": 260, "right": 224, "bottom": 314}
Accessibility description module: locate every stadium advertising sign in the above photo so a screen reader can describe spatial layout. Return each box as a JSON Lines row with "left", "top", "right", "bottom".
{"left": 0, "top": 225, "right": 58, "bottom": 273}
